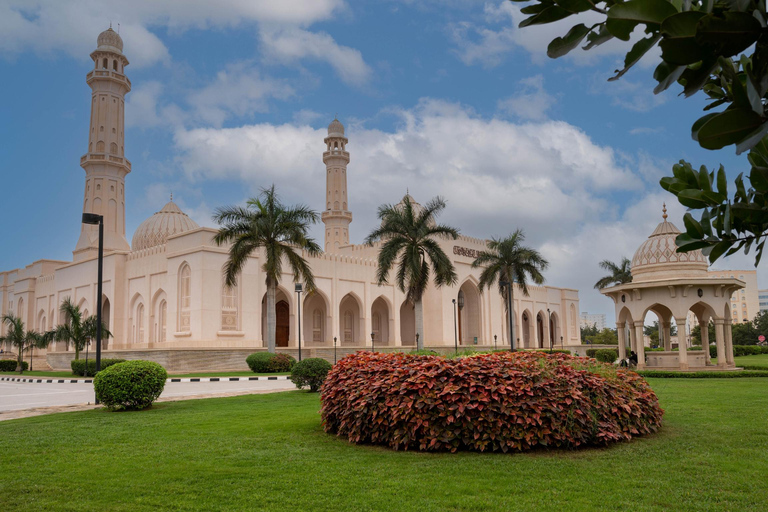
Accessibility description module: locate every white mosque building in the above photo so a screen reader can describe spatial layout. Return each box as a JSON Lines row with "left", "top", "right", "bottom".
{"left": 0, "top": 28, "right": 580, "bottom": 371}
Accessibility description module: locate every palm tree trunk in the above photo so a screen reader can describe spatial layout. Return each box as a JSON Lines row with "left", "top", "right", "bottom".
{"left": 29, "top": 345, "right": 33, "bottom": 372}
{"left": 266, "top": 276, "right": 277, "bottom": 353}
{"left": 74, "top": 344, "right": 80, "bottom": 360}
{"left": 415, "top": 299, "right": 424, "bottom": 350}
{"left": 509, "top": 286, "right": 517, "bottom": 350}
{"left": 16, "top": 346, "right": 23, "bottom": 374}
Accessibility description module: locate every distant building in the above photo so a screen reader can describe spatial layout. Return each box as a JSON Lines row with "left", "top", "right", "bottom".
{"left": 580, "top": 312, "right": 606, "bottom": 331}
{"left": 707, "top": 270, "right": 759, "bottom": 323}
{"left": 759, "top": 289, "right": 768, "bottom": 313}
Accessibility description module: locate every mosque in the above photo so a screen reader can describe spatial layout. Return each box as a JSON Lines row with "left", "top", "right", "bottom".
{"left": 0, "top": 28, "right": 581, "bottom": 371}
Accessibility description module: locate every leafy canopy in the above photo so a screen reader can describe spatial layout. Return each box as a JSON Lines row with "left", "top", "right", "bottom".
{"left": 513, "top": 0, "right": 768, "bottom": 264}
{"left": 594, "top": 257, "right": 632, "bottom": 290}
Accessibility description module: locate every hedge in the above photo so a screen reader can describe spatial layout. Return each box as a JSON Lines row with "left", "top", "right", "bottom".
{"left": 93, "top": 360, "right": 168, "bottom": 410}
{"left": 291, "top": 358, "right": 333, "bottom": 391}
{"left": 534, "top": 349, "right": 571, "bottom": 355}
{"left": 594, "top": 349, "right": 618, "bottom": 363}
{"left": 0, "top": 360, "right": 28, "bottom": 372}
{"left": 71, "top": 358, "right": 126, "bottom": 377}
{"left": 322, "top": 351, "right": 663, "bottom": 453}
{"left": 638, "top": 370, "right": 768, "bottom": 378}
{"left": 246, "top": 352, "right": 295, "bottom": 373}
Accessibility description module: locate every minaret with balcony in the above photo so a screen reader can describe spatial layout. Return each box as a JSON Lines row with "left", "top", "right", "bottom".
{"left": 321, "top": 118, "right": 353, "bottom": 252}
{"left": 73, "top": 27, "right": 132, "bottom": 261}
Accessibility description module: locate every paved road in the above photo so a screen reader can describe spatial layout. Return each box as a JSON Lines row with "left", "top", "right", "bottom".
{"left": 0, "top": 378, "right": 295, "bottom": 413}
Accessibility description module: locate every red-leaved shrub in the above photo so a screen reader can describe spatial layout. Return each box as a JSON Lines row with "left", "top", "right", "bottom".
{"left": 321, "top": 351, "right": 663, "bottom": 452}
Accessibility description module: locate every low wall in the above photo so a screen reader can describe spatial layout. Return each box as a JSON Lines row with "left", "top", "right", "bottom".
{"left": 645, "top": 350, "right": 707, "bottom": 369}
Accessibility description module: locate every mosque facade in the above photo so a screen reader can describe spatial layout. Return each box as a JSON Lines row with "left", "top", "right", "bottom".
{"left": 0, "top": 29, "right": 580, "bottom": 370}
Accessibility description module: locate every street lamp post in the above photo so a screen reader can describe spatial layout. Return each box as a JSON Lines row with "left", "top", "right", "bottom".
{"left": 415, "top": 333, "right": 419, "bottom": 350}
{"left": 333, "top": 336, "right": 337, "bottom": 364}
{"left": 548, "top": 308, "right": 552, "bottom": 353}
{"left": 82, "top": 213, "right": 103, "bottom": 403}
{"left": 494, "top": 334, "right": 497, "bottom": 351}
{"left": 452, "top": 299, "right": 458, "bottom": 353}
{"left": 295, "top": 283, "right": 303, "bottom": 361}
{"left": 500, "top": 280, "right": 514, "bottom": 351}
{"left": 371, "top": 332, "right": 375, "bottom": 353}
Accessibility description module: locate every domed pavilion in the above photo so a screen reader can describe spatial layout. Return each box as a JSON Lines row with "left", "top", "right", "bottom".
{"left": 600, "top": 206, "right": 742, "bottom": 370}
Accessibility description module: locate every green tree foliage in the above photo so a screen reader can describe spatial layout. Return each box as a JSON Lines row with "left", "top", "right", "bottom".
{"left": 644, "top": 321, "right": 677, "bottom": 347}
{"left": 593, "top": 257, "right": 632, "bottom": 289}
{"left": 365, "top": 196, "right": 459, "bottom": 349}
{"left": 732, "top": 320, "right": 760, "bottom": 345}
{"left": 585, "top": 328, "right": 619, "bottom": 345}
{"left": 53, "top": 298, "right": 111, "bottom": 360}
{"left": 691, "top": 321, "right": 716, "bottom": 346}
{"left": 513, "top": 0, "right": 768, "bottom": 265}
{"left": 580, "top": 323, "right": 599, "bottom": 342}
{"left": 213, "top": 185, "right": 321, "bottom": 353}
{"left": 471, "top": 229, "right": 549, "bottom": 345}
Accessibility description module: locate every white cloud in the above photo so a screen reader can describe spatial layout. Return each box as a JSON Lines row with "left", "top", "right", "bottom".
{"left": 259, "top": 26, "right": 373, "bottom": 86}
{"left": 497, "top": 74, "right": 555, "bottom": 121}
{"left": 0, "top": 0, "right": 346, "bottom": 66}
{"left": 187, "top": 62, "right": 294, "bottom": 126}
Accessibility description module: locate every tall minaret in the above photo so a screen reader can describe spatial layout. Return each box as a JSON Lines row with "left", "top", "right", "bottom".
{"left": 321, "top": 118, "right": 353, "bottom": 252}
{"left": 73, "top": 27, "right": 132, "bottom": 261}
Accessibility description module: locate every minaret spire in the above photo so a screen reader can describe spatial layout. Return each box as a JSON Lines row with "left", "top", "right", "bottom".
{"left": 73, "top": 26, "right": 132, "bottom": 260}
{"left": 321, "top": 118, "right": 352, "bottom": 252}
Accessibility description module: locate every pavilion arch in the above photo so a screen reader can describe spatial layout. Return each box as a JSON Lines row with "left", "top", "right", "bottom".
{"left": 151, "top": 289, "right": 168, "bottom": 343}
{"left": 339, "top": 292, "right": 363, "bottom": 345}
{"left": 261, "top": 285, "right": 293, "bottom": 347}
{"left": 549, "top": 311, "right": 560, "bottom": 347}
{"left": 304, "top": 289, "right": 331, "bottom": 345}
{"left": 129, "top": 293, "right": 146, "bottom": 344}
{"left": 521, "top": 309, "right": 532, "bottom": 348}
{"left": 536, "top": 310, "right": 547, "bottom": 349}
{"left": 371, "top": 296, "right": 391, "bottom": 345}
{"left": 640, "top": 303, "right": 675, "bottom": 350}
{"left": 400, "top": 300, "right": 416, "bottom": 346}
{"left": 458, "top": 279, "right": 482, "bottom": 345}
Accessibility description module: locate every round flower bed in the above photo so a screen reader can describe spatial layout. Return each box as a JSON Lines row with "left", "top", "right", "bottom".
{"left": 321, "top": 351, "right": 663, "bottom": 452}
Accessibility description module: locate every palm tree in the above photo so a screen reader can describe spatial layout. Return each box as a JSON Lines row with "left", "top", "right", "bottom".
{"left": 594, "top": 257, "right": 632, "bottom": 289}
{"left": 0, "top": 314, "right": 33, "bottom": 373}
{"left": 471, "top": 230, "right": 549, "bottom": 347}
{"left": 27, "top": 330, "right": 54, "bottom": 372}
{"left": 53, "top": 298, "right": 111, "bottom": 360}
{"left": 365, "top": 196, "right": 459, "bottom": 349}
{"left": 213, "top": 185, "right": 322, "bottom": 353}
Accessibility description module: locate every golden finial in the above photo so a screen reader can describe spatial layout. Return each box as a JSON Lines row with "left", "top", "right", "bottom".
{"left": 662, "top": 203, "right": 667, "bottom": 220}
{"left": 170, "top": 192, "right": 173, "bottom": 202}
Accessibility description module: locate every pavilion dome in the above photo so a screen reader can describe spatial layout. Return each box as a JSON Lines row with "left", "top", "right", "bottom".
{"left": 630, "top": 205, "right": 708, "bottom": 282}
{"left": 97, "top": 27, "right": 123, "bottom": 53}
{"left": 328, "top": 118, "right": 345, "bottom": 137}
{"left": 131, "top": 200, "right": 199, "bottom": 251}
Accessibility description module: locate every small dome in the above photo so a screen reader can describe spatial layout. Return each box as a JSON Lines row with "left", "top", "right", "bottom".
{"left": 328, "top": 118, "right": 345, "bottom": 137}
{"left": 131, "top": 200, "right": 200, "bottom": 251}
{"left": 381, "top": 194, "right": 431, "bottom": 228}
{"left": 631, "top": 206, "right": 708, "bottom": 282}
{"left": 97, "top": 27, "right": 123, "bottom": 53}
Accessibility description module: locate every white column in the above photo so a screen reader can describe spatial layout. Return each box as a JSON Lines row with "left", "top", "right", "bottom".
{"left": 634, "top": 321, "right": 646, "bottom": 370}
{"left": 662, "top": 321, "right": 672, "bottom": 351}
{"left": 725, "top": 319, "right": 735, "bottom": 366}
{"left": 701, "top": 320, "right": 711, "bottom": 364}
{"left": 714, "top": 319, "right": 726, "bottom": 369}
{"left": 676, "top": 318, "right": 688, "bottom": 370}
{"left": 616, "top": 323, "right": 626, "bottom": 360}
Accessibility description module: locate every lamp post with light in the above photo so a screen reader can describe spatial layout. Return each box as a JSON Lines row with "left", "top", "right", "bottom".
{"left": 371, "top": 332, "right": 375, "bottom": 353}
{"left": 295, "top": 283, "right": 303, "bottom": 361}
{"left": 81, "top": 213, "right": 103, "bottom": 402}
{"left": 333, "top": 336, "right": 337, "bottom": 364}
{"left": 548, "top": 308, "right": 552, "bottom": 354}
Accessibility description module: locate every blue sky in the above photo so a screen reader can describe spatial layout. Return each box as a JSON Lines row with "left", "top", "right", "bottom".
{"left": 0, "top": 0, "right": 760, "bottom": 322}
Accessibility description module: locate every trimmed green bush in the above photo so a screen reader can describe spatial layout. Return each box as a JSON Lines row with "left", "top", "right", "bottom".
{"left": 0, "top": 360, "right": 28, "bottom": 372}
{"left": 246, "top": 352, "right": 294, "bottom": 373}
{"left": 291, "top": 358, "right": 333, "bottom": 392}
{"left": 71, "top": 358, "right": 126, "bottom": 377}
{"left": 94, "top": 360, "right": 168, "bottom": 410}
{"left": 268, "top": 353, "right": 296, "bottom": 372}
{"left": 586, "top": 348, "right": 598, "bottom": 358}
{"left": 535, "top": 349, "right": 571, "bottom": 355}
{"left": 409, "top": 349, "right": 440, "bottom": 356}
{"left": 594, "top": 349, "right": 618, "bottom": 363}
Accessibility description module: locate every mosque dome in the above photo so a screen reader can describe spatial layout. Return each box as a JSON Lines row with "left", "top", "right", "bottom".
{"left": 328, "top": 118, "right": 345, "bottom": 137}
{"left": 630, "top": 205, "right": 708, "bottom": 282}
{"left": 97, "top": 27, "right": 123, "bottom": 53}
{"left": 131, "top": 200, "right": 200, "bottom": 251}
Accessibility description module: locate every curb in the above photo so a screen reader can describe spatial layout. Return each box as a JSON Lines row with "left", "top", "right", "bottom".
{"left": 0, "top": 375, "right": 290, "bottom": 384}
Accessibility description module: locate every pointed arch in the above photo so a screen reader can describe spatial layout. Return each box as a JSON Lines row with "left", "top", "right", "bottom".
{"left": 151, "top": 289, "right": 167, "bottom": 343}
{"left": 458, "top": 279, "right": 482, "bottom": 345}
{"left": 521, "top": 309, "right": 532, "bottom": 348}
{"left": 178, "top": 262, "right": 191, "bottom": 332}
{"left": 536, "top": 311, "right": 546, "bottom": 348}
{"left": 304, "top": 290, "right": 330, "bottom": 344}
{"left": 129, "top": 293, "right": 146, "bottom": 344}
{"left": 339, "top": 292, "right": 363, "bottom": 344}
{"left": 400, "top": 300, "right": 416, "bottom": 346}
{"left": 371, "top": 296, "right": 391, "bottom": 345}
{"left": 262, "top": 286, "right": 293, "bottom": 346}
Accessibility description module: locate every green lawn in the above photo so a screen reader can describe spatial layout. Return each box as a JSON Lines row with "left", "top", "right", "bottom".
{"left": 735, "top": 353, "right": 768, "bottom": 369}
{"left": 1, "top": 379, "right": 766, "bottom": 511}
{"left": 0, "top": 370, "right": 287, "bottom": 379}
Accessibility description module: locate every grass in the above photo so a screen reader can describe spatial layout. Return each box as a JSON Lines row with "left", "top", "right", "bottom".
{"left": 0, "top": 370, "right": 288, "bottom": 379}
{"left": 1, "top": 379, "right": 766, "bottom": 511}
{"left": 734, "top": 353, "right": 768, "bottom": 369}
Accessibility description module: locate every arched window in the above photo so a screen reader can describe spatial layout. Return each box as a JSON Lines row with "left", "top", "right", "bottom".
{"left": 96, "top": 140, "right": 105, "bottom": 152}
{"left": 344, "top": 310, "right": 354, "bottom": 343}
{"left": 112, "top": 60, "right": 118, "bottom": 71}
{"left": 136, "top": 304, "right": 145, "bottom": 343}
{"left": 102, "top": 57, "right": 108, "bottom": 69}
{"left": 110, "top": 142, "right": 118, "bottom": 154}
{"left": 178, "top": 264, "right": 191, "bottom": 332}
{"left": 372, "top": 312, "right": 381, "bottom": 338}
{"left": 221, "top": 282, "right": 238, "bottom": 331}
{"left": 17, "top": 298, "right": 23, "bottom": 320}
{"left": 159, "top": 300, "right": 167, "bottom": 342}
{"left": 312, "top": 308, "right": 323, "bottom": 342}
